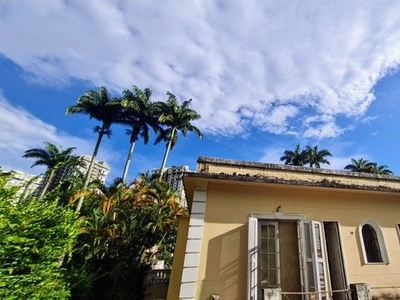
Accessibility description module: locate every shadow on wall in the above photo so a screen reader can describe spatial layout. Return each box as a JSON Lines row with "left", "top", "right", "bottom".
{"left": 200, "top": 225, "right": 247, "bottom": 300}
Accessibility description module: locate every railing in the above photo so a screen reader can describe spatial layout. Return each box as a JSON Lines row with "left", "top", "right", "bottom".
{"left": 146, "top": 269, "right": 171, "bottom": 283}
{"left": 143, "top": 269, "right": 171, "bottom": 300}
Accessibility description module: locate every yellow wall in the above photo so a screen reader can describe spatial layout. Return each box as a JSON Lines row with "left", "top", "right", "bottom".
{"left": 167, "top": 216, "right": 189, "bottom": 300}
{"left": 193, "top": 181, "right": 400, "bottom": 299}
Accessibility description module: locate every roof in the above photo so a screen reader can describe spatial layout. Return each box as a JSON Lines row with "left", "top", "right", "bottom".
{"left": 183, "top": 157, "right": 400, "bottom": 209}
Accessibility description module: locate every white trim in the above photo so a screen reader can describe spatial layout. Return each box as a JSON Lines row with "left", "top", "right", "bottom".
{"left": 248, "top": 216, "right": 259, "bottom": 300}
{"left": 179, "top": 189, "right": 207, "bottom": 300}
{"left": 358, "top": 220, "right": 389, "bottom": 265}
{"left": 250, "top": 212, "right": 305, "bottom": 221}
{"left": 396, "top": 223, "right": 400, "bottom": 245}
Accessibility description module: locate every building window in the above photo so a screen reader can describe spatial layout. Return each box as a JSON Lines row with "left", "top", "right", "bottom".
{"left": 259, "top": 221, "right": 280, "bottom": 288}
{"left": 359, "top": 221, "right": 388, "bottom": 264}
{"left": 248, "top": 216, "right": 328, "bottom": 300}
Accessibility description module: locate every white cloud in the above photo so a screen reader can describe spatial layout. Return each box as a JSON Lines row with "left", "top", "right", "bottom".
{"left": 1, "top": 0, "right": 400, "bottom": 138}
{"left": 361, "top": 115, "right": 378, "bottom": 124}
{"left": 0, "top": 93, "right": 120, "bottom": 174}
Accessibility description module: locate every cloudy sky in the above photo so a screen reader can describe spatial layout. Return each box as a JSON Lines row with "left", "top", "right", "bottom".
{"left": 1, "top": 0, "right": 400, "bottom": 181}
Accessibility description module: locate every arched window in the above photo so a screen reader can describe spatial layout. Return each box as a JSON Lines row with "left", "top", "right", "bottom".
{"left": 359, "top": 221, "right": 388, "bottom": 264}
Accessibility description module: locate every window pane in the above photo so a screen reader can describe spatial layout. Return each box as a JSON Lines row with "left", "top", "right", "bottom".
{"left": 259, "top": 221, "right": 279, "bottom": 288}
{"left": 362, "top": 224, "right": 383, "bottom": 262}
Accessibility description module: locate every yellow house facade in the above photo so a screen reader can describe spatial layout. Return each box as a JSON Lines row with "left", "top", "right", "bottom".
{"left": 167, "top": 157, "right": 400, "bottom": 300}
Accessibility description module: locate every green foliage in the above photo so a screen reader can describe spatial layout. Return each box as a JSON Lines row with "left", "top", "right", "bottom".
{"left": 0, "top": 177, "right": 81, "bottom": 300}
{"left": 280, "top": 144, "right": 332, "bottom": 168}
{"left": 68, "top": 177, "right": 185, "bottom": 299}
{"left": 22, "top": 142, "right": 81, "bottom": 197}
{"left": 344, "top": 158, "right": 393, "bottom": 175}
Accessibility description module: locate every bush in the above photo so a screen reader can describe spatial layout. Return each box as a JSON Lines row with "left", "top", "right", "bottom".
{"left": 0, "top": 177, "right": 81, "bottom": 300}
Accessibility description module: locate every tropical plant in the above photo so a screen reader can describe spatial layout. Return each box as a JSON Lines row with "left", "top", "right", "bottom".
{"left": 372, "top": 164, "right": 393, "bottom": 175}
{"left": 66, "top": 86, "right": 122, "bottom": 211}
{"left": 155, "top": 92, "right": 202, "bottom": 179}
{"left": 0, "top": 175, "right": 81, "bottom": 299}
{"left": 345, "top": 158, "right": 393, "bottom": 175}
{"left": 23, "top": 142, "right": 79, "bottom": 198}
{"left": 344, "top": 158, "right": 377, "bottom": 173}
{"left": 119, "top": 86, "right": 161, "bottom": 183}
{"left": 68, "top": 176, "right": 185, "bottom": 299}
{"left": 280, "top": 143, "right": 309, "bottom": 166}
{"left": 305, "top": 145, "right": 332, "bottom": 168}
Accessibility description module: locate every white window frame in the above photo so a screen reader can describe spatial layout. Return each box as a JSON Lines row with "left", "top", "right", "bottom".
{"left": 248, "top": 214, "right": 333, "bottom": 300}
{"left": 358, "top": 220, "right": 389, "bottom": 265}
{"left": 301, "top": 220, "right": 329, "bottom": 300}
{"left": 396, "top": 223, "right": 400, "bottom": 243}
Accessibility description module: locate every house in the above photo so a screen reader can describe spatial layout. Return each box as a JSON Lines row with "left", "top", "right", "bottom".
{"left": 167, "top": 157, "right": 400, "bottom": 300}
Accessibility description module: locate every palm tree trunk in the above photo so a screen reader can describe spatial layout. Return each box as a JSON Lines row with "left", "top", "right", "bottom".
{"left": 38, "top": 171, "right": 53, "bottom": 199}
{"left": 121, "top": 141, "right": 136, "bottom": 183}
{"left": 76, "top": 131, "right": 104, "bottom": 212}
{"left": 158, "top": 128, "right": 175, "bottom": 181}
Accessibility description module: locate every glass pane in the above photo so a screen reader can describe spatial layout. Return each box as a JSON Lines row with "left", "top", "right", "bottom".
{"left": 260, "top": 270, "right": 268, "bottom": 286}
{"left": 268, "top": 270, "right": 278, "bottom": 286}
{"left": 268, "top": 254, "right": 276, "bottom": 268}
{"left": 268, "top": 225, "right": 276, "bottom": 238}
{"left": 260, "top": 255, "right": 268, "bottom": 269}
{"left": 261, "top": 224, "right": 272, "bottom": 238}
{"left": 268, "top": 238, "right": 276, "bottom": 252}
{"left": 307, "top": 261, "right": 315, "bottom": 291}
{"left": 261, "top": 239, "right": 268, "bottom": 253}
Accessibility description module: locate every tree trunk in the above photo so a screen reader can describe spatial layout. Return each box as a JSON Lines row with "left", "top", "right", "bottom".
{"left": 76, "top": 130, "right": 104, "bottom": 212}
{"left": 158, "top": 128, "right": 175, "bottom": 181}
{"left": 38, "top": 170, "right": 54, "bottom": 199}
{"left": 121, "top": 141, "right": 136, "bottom": 183}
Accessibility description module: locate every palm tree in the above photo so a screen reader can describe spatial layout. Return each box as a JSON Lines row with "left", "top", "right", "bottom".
{"left": 372, "top": 164, "right": 393, "bottom": 175}
{"left": 280, "top": 144, "right": 308, "bottom": 166}
{"left": 66, "top": 86, "right": 122, "bottom": 211}
{"left": 155, "top": 92, "right": 203, "bottom": 180}
{"left": 305, "top": 145, "right": 332, "bottom": 168}
{"left": 119, "top": 87, "right": 161, "bottom": 183}
{"left": 344, "top": 158, "right": 377, "bottom": 173}
{"left": 23, "top": 142, "right": 78, "bottom": 198}
{"left": 345, "top": 158, "right": 393, "bottom": 175}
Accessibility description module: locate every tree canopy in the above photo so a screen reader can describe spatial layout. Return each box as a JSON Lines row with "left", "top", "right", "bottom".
{"left": 155, "top": 92, "right": 203, "bottom": 179}
{"left": 344, "top": 158, "right": 393, "bottom": 175}
{"left": 280, "top": 144, "right": 332, "bottom": 168}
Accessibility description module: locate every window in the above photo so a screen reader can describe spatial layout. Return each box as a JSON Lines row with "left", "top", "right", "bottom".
{"left": 359, "top": 221, "right": 388, "bottom": 264}
{"left": 248, "top": 215, "right": 328, "bottom": 300}
{"left": 259, "top": 221, "right": 279, "bottom": 288}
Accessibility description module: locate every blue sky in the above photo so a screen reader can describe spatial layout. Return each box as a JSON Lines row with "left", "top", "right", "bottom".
{"left": 1, "top": 0, "right": 400, "bottom": 182}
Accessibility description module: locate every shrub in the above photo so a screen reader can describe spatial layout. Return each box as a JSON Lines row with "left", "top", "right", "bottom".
{"left": 0, "top": 176, "right": 81, "bottom": 300}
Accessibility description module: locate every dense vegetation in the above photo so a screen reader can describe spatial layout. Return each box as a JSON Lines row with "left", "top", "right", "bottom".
{"left": 1, "top": 85, "right": 201, "bottom": 299}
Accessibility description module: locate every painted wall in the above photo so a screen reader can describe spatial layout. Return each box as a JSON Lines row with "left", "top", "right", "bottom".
{"left": 191, "top": 180, "right": 400, "bottom": 299}
{"left": 167, "top": 216, "right": 189, "bottom": 300}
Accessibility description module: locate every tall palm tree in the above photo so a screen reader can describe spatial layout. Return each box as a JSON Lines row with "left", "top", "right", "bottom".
{"left": 344, "top": 158, "right": 377, "bottom": 173}
{"left": 66, "top": 86, "right": 122, "bottom": 211}
{"left": 280, "top": 144, "right": 308, "bottom": 166}
{"left": 155, "top": 92, "right": 203, "bottom": 180}
{"left": 305, "top": 145, "right": 332, "bottom": 168}
{"left": 23, "top": 142, "right": 78, "bottom": 198}
{"left": 119, "top": 86, "right": 161, "bottom": 183}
